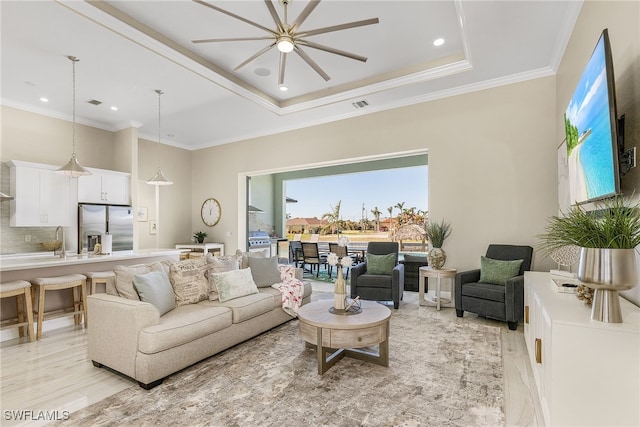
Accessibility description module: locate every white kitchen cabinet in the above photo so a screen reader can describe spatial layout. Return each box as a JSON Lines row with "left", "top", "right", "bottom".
{"left": 524, "top": 272, "right": 640, "bottom": 426}
{"left": 9, "top": 161, "right": 72, "bottom": 226}
{"left": 77, "top": 168, "right": 130, "bottom": 204}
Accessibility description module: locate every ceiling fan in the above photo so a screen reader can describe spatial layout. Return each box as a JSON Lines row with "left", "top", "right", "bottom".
{"left": 192, "top": 0, "right": 379, "bottom": 85}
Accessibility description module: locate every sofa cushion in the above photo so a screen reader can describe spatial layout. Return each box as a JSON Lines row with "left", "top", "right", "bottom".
{"left": 205, "top": 292, "right": 275, "bottom": 323}
{"left": 211, "top": 268, "right": 259, "bottom": 303}
{"left": 248, "top": 256, "right": 281, "bottom": 288}
{"left": 133, "top": 271, "right": 176, "bottom": 316}
{"left": 479, "top": 256, "right": 523, "bottom": 286}
{"left": 169, "top": 258, "right": 209, "bottom": 306}
{"left": 138, "top": 304, "right": 232, "bottom": 354}
{"left": 461, "top": 282, "right": 506, "bottom": 303}
{"left": 205, "top": 253, "right": 241, "bottom": 301}
{"left": 366, "top": 253, "right": 396, "bottom": 275}
{"left": 259, "top": 281, "right": 313, "bottom": 310}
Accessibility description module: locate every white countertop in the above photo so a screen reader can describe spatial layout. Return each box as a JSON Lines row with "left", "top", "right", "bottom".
{"left": 0, "top": 249, "right": 186, "bottom": 272}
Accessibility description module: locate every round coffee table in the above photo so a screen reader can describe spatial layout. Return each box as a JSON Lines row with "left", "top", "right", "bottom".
{"left": 297, "top": 299, "right": 391, "bottom": 375}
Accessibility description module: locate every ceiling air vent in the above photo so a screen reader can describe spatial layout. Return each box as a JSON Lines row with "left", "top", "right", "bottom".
{"left": 88, "top": 99, "right": 102, "bottom": 106}
{"left": 352, "top": 100, "right": 369, "bottom": 109}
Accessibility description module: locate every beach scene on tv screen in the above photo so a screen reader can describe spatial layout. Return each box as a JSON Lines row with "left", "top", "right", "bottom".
{"left": 564, "top": 35, "right": 616, "bottom": 204}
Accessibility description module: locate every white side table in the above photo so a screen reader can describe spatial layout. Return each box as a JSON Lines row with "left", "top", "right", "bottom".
{"left": 418, "top": 266, "right": 457, "bottom": 310}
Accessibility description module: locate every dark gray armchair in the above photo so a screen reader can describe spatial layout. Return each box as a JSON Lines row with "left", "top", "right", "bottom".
{"left": 455, "top": 244, "right": 533, "bottom": 330}
{"left": 350, "top": 242, "right": 404, "bottom": 309}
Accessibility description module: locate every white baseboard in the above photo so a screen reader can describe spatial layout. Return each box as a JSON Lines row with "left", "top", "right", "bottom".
{"left": 0, "top": 316, "right": 75, "bottom": 342}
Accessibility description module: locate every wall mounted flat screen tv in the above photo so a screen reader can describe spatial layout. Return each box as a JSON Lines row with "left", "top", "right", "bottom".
{"left": 564, "top": 29, "right": 620, "bottom": 205}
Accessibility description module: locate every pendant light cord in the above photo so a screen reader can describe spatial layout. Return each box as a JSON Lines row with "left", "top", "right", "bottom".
{"left": 156, "top": 89, "right": 163, "bottom": 170}
{"left": 70, "top": 56, "right": 79, "bottom": 157}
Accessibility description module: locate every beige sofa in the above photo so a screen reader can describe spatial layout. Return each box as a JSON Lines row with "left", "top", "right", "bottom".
{"left": 87, "top": 258, "right": 311, "bottom": 389}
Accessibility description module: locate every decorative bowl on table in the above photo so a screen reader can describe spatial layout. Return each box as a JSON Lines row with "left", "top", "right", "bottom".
{"left": 41, "top": 241, "right": 62, "bottom": 251}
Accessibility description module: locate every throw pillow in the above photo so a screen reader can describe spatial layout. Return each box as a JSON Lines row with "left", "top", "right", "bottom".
{"left": 114, "top": 264, "right": 151, "bottom": 300}
{"left": 169, "top": 258, "right": 209, "bottom": 306}
{"left": 133, "top": 271, "right": 176, "bottom": 316}
{"left": 211, "top": 268, "right": 259, "bottom": 303}
{"left": 239, "top": 249, "right": 266, "bottom": 269}
{"left": 478, "top": 256, "right": 524, "bottom": 285}
{"left": 366, "top": 253, "right": 396, "bottom": 275}
{"left": 205, "top": 253, "right": 241, "bottom": 300}
{"left": 248, "top": 256, "right": 281, "bottom": 288}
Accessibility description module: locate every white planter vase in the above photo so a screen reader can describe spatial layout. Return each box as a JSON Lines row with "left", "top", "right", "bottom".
{"left": 577, "top": 247, "right": 638, "bottom": 323}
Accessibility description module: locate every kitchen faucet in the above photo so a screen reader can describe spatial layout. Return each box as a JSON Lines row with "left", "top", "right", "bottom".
{"left": 55, "top": 226, "right": 66, "bottom": 259}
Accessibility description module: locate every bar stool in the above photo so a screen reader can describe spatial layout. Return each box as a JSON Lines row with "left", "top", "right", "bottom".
{"left": 0, "top": 280, "right": 35, "bottom": 342}
{"left": 85, "top": 271, "right": 115, "bottom": 294}
{"left": 31, "top": 274, "right": 87, "bottom": 340}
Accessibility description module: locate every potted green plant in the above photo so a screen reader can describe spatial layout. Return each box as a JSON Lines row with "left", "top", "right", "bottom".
{"left": 425, "top": 219, "right": 452, "bottom": 269}
{"left": 193, "top": 231, "right": 208, "bottom": 244}
{"left": 538, "top": 196, "right": 640, "bottom": 322}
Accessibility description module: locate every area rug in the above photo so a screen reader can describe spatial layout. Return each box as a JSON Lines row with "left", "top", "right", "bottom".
{"left": 61, "top": 313, "right": 504, "bottom": 426}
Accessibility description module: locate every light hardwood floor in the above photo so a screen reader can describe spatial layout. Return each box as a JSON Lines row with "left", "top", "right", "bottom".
{"left": 0, "top": 282, "right": 543, "bottom": 426}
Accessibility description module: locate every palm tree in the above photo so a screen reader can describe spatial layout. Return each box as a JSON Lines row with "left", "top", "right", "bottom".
{"left": 371, "top": 206, "right": 381, "bottom": 231}
{"left": 321, "top": 200, "right": 342, "bottom": 234}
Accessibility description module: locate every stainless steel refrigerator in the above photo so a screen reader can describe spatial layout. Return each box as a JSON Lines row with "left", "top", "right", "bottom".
{"left": 78, "top": 203, "right": 134, "bottom": 253}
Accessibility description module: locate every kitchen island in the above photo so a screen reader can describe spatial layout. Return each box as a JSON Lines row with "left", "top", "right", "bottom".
{"left": 1, "top": 249, "right": 186, "bottom": 341}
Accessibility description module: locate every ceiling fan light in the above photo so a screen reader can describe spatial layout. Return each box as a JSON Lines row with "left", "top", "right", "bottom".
{"left": 279, "top": 84, "right": 288, "bottom": 91}
{"left": 277, "top": 36, "right": 294, "bottom": 53}
{"left": 433, "top": 38, "right": 445, "bottom": 47}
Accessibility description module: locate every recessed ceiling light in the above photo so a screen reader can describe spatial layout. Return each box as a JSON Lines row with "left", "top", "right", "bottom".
{"left": 40, "top": 97, "right": 48, "bottom": 103}
{"left": 110, "top": 106, "right": 118, "bottom": 111}
{"left": 433, "top": 38, "right": 445, "bottom": 47}
{"left": 255, "top": 67, "right": 271, "bottom": 77}
{"left": 279, "top": 85, "right": 288, "bottom": 92}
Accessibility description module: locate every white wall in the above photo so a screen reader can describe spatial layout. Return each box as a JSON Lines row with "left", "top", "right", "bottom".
{"left": 191, "top": 76, "right": 558, "bottom": 273}
{"left": 556, "top": 1, "right": 640, "bottom": 305}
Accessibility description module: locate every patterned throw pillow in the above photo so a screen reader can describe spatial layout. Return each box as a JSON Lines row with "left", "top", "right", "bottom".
{"left": 211, "top": 268, "right": 259, "bottom": 303}
{"left": 205, "top": 253, "right": 241, "bottom": 300}
{"left": 478, "top": 256, "right": 524, "bottom": 285}
{"left": 169, "top": 258, "right": 209, "bottom": 306}
{"left": 366, "top": 253, "right": 396, "bottom": 275}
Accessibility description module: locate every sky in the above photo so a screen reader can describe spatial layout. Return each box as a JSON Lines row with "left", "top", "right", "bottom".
{"left": 284, "top": 166, "right": 428, "bottom": 221}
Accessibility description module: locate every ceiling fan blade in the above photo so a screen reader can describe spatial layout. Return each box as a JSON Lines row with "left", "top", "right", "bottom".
{"left": 294, "top": 46, "right": 330, "bottom": 81}
{"left": 298, "top": 40, "right": 367, "bottom": 62}
{"left": 233, "top": 43, "right": 276, "bottom": 71}
{"left": 193, "top": 0, "right": 277, "bottom": 36}
{"left": 264, "top": 0, "right": 284, "bottom": 32}
{"left": 290, "top": 0, "right": 321, "bottom": 33}
{"left": 278, "top": 52, "right": 286, "bottom": 85}
{"left": 298, "top": 18, "right": 379, "bottom": 38}
{"left": 193, "top": 36, "right": 274, "bottom": 44}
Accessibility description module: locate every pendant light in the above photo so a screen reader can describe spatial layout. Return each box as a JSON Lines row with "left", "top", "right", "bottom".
{"left": 57, "top": 56, "right": 91, "bottom": 177}
{"left": 147, "top": 89, "right": 173, "bottom": 186}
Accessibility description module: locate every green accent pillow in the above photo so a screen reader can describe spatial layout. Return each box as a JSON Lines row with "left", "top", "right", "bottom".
{"left": 366, "top": 253, "right": 396, "bottom": 275}
{"left": 478, "top": 256, "right": 524, "bottom": 285}
{"left": 133, "top": 271, "right": 176, "bottom": 316}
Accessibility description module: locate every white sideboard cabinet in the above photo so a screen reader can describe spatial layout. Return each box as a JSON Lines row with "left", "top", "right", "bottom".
{"left": 77, "top": 168, "right": 130, "bottom": 204}
{"left": 524, "top": 272, "right": 639, "bottom": 426}
{"left": 9, "top": 160, "right": 73, "bottom": 226}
